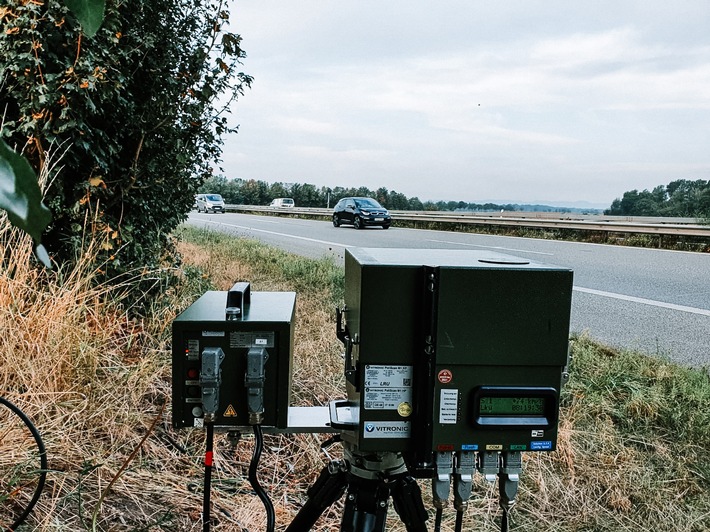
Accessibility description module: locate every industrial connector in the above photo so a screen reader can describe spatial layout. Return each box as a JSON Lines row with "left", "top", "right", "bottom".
{"left": 432, "top": 451, "right": 453, "bottom": 509}
{"left": 477, "top": 451, "right": 500, "bottom": 483}
{"left": 200, "top": 347, "right": 225, "bottom": 422}
{"left": 498, "top": 451, "right": 523, "bottom": 512}
{"left": 453, "top": 451, "right": 475, "bottom": 511}
{"left": 245, "top": 346, "right": 269, "bottom": 425}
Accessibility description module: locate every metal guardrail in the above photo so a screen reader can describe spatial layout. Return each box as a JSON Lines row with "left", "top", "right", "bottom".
{"left": 224, "top": 205, "right": 710, "bottom": 239}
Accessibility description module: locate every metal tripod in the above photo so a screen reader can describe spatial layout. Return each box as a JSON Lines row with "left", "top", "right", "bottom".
{"left": 286, "top": 442, "right": 429, "bottom": 532}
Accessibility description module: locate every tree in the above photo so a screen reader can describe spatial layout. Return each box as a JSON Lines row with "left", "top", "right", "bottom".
{"left": 292, "top": 183, "right": 320, "bottom": 207}
{"left": 268, "top": 182, "right": 290, "bottom": 201}
{"left": 408, "top": 197, "right": 424, "bottom": 210}
{"left": 619, "top": 190, "right": 640, "bottom": 215}
{"left": 1, "top": 0, "right": 251, "bottom": 275}
{"left": 240, "top": 179, "right": 269, "bottom": 205}
{"left": 388, "top": 191, "right": 409, "bottom": 210}
{"left": 665, "top": 179, "right": 710, "bottom": 216}
{"left": 375, "top": 187, "right": 389, "bottom": 207}
{"left": 606, "top": 180, "right": 710, "bottom": 217}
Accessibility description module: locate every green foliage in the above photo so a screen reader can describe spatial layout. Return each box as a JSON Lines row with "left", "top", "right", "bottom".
{"left": 567, "top": 336, "right": 710, "bottom": 447}
{"left": 1, "top": 0, "right": 251, "bottom": 278}
{"left": 0, "top": 139, "right": 51, "bottom": 265}
{"left": 606, "top": 179, "right": 710, "bottom": 217}
{"left": 0, "top": 0, "right": 103, "bottom": 264}
{"left": 63, "top": 0, "right": 105, "bottom": 36}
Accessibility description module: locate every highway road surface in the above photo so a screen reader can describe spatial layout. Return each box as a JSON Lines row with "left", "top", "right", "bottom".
{"left": 187, "top": 212, "right": 710, "bottom": 366}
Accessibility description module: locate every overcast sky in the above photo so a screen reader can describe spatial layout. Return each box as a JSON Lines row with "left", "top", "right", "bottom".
{"left": 223, "top": 1, "right": 710, "bottom": 208}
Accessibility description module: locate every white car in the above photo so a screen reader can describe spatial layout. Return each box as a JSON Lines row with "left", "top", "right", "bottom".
{"left": 269, "top": 198, "right": 295, "bottom": 208}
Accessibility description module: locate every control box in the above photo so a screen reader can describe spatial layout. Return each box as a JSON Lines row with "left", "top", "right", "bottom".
{"left": 172, "top": 288, "right": 295, "bottom": 429}
{"left": 336, "top": 248, "right": 573, "bottom": 455}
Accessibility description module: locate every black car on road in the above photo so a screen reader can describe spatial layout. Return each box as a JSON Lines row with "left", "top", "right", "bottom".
{"left": 332, "top": 197, "right": 391, "bottom": 229}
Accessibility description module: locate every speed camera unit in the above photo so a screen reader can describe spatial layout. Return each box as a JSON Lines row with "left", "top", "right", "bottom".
{"left": 333, "top": 248, "right": 573, "bottom": 459}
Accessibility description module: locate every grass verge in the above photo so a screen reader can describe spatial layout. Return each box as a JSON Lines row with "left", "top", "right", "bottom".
{"left": 1, "top": 225, "right": 709, "bottom": 530}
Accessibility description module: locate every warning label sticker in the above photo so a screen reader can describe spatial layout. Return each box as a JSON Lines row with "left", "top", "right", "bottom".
{"left": 363, "top": 365, "right": 413, "bottom": 410}
{"left": 438, "top": 369, "right": 453, "bottom": 384}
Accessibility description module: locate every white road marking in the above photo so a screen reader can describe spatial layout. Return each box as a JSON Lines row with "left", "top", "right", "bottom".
{"left": 425, "top": 239, "right": 554, "bottom": 256}
{"left": 196, "top": 214, "right": 280, "bottom": 224}
{"left": 574, "top": 286, "right": 710, "bottom": 317}
{"left": 196, "top": 219, "right": 346, "bottom": 248}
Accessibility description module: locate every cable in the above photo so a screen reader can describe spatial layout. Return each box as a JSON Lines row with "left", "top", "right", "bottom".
{"left": 0, "top": 396, "right": 48, "bottom": 530}
{"left": 455, "top": 509, "right": 464, "bottom": 532}
{"left": 203, "top": 422, "right": 215, "bottom": 532}
{"left": 433, "top": 507, "right": 443, "bottom": 532}
{"left": 501, "top": 508, "right": 509, "bottom": 532}
{"left": 249, "top": 424, "right": 275, "bottom": 532}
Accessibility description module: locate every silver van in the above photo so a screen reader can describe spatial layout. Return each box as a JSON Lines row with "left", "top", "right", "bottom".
{"left": 195, "top": 194, "right": 225, "bottom": 213}
{"left": 269, "top": 198, "right": 295, "bottom": 208}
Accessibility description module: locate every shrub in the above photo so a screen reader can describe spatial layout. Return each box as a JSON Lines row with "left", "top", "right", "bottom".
{"left": 0, "top": 0, "right": 251, "bottom": 278}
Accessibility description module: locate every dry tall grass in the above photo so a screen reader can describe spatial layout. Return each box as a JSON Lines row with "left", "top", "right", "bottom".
{"left": 0, "top": 220, "right": 178, "bottom": 529}
{"left": 1, "top": 224, "right": 709, "bottom": 531}
{"left": 0, "top": 222, "right": 347, "bottom": 530}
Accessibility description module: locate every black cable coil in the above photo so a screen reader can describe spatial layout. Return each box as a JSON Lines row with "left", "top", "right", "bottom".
{"left": 0, "top": 396, "right": 47, "bottom": 530}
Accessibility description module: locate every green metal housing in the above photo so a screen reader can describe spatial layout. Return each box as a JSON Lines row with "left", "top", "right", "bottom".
{"left": 172, "top": 290, "right": 295, "bottom": 429}
{"left": 342, "top": 248, "right": 573, "bottom": 454}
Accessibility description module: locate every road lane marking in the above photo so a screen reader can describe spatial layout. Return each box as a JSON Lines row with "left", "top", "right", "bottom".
{"left": 194, "top": 214, "right": 280, "bottom": 224}
{"left": 574, "top": 287, "right": 710, "bottom": 317}
{"left": 425, "top": 239, "right": 554, "bottom": 256}
{"left": 195, "top": 219, "right": 346, "bottom": 248}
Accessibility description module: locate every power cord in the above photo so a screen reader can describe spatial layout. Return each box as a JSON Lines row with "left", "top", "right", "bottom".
{"left": 202, "top": 421, "right": 215, "bottom": 532}
{"left": 455, "top": 509, "right": 464, "bottom": 532}
{"left": 248, "top": 424, "right": 275, "bottom": 532}
{"left": 0, "top": 396, "right": 47, "bottom": 530}
{"left": 433, "top": 507, "right": 443, "bottom": 531}
{"left": 501, "top": 508, "right": 509, "bottom": 532}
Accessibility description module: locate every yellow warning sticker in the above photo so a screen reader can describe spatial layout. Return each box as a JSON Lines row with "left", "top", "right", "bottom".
{"left": 223, "top": 404, "right": 237, "bottom": 417}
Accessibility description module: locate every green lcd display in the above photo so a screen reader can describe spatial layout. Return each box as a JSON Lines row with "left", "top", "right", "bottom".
{"left": 472, "top": 386, "right": 558, "bottom": 429}
{"left": 479, "top": 396, "right": 546, "bottom": 416}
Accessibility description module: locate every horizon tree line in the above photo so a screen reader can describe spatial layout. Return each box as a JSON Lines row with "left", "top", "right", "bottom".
{"left": 198, "top": 176, "right": 565, "bottom": 213}
{"left": 605, "top": 179, "right": 710, "bottom": 218}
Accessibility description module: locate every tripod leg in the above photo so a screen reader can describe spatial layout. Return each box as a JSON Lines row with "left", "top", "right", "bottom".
{"left": 340, "top": 477, "right": 391, "bottom": 532}
{"left": 390, "top": 474, "right": 429, "bottom": 532}
{"left": 286, "top": 460, "right": 349, "bottom": 532}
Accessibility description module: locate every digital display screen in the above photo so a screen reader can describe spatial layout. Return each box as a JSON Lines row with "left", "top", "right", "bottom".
{"left": 479, "top": 396, "right": 546, "bottom": 416}
{"left": 471, "top": 386, "right": 558, "bottom": 429}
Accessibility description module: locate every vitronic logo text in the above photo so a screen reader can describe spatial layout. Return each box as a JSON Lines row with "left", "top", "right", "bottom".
{"left": 362, "top": 421, "right": 411, "bottom": 439}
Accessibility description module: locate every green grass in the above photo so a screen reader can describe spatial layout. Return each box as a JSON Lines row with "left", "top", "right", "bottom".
{"left": 525, "top": 334, "right": 710, "bottom": 531}
{"left": 175, "top": 225, "right": 344, "bottom": 303}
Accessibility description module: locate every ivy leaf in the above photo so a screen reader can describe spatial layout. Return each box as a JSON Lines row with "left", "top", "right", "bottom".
{"left": 0, "top": 140, "right": 53, "bottom": 267}
{"left": 64, "top": 0, "right": 106, "bottom": 37}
